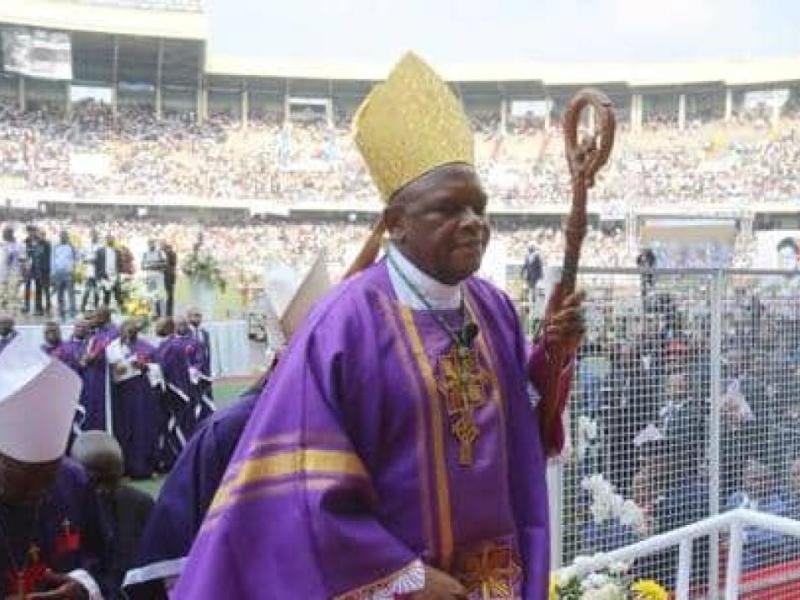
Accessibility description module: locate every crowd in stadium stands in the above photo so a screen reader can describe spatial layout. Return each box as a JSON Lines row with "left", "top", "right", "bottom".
{"left": 570, "top": 281, "right": 800, "bottom": 580}
{"left": 0, "top": 217, "right": 634, "bottom": 283}
{"left": 2, "top": 98, "right": 800, "bottom": 208}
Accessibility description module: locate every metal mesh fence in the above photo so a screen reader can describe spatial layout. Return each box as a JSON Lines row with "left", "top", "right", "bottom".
{"left": 541, "top": 268, "right": 800, "bottom": 597}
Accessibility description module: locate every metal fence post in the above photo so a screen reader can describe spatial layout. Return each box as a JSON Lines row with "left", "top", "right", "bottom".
{"left": 707, "top": 269, "right": 725, "bottom": 599}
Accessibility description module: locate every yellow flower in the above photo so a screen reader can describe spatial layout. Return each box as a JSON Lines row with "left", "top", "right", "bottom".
{"left": 631, "top": 579, "right": 668, "bottom": 600}
{"left": 549, "top": 574, "right": 558, "bottom": 600}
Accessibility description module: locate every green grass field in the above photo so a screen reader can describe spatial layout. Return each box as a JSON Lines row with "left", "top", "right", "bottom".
{"left": 129, "top": 377, "right": 254, "bottom": 498}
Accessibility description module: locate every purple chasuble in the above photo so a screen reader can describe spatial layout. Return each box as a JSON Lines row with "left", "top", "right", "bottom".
{"left": 123, "top": 390, "right": 259, "bottom": 599}
{"left": 109, "top": 338, "right": 162, "bottom": 479}
{"left": 156, "top": 336, "right": 201, "bottom": 452}
{"left": 81, "top": 324, "right": 118, "bottom": 431}
{"left": 175, "top": 260, "right": 561, "bottom": 599}
{"left": 42, "top": 342, "right": 82, "bottom": 373}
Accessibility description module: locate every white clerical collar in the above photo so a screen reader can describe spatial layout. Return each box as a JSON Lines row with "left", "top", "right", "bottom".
{"left": 387, "top": 244, "right": 462, "bottom": 311}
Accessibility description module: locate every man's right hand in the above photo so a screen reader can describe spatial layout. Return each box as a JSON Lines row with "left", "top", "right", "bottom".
{"left": 410, "top": 565, "right": 467, "bottom": 599}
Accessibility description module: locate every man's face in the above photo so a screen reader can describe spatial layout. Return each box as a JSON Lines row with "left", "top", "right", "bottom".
{"left": 188, "top": 311, "right": 202, "bottom": 327}
{"left": 72, "top": 320, "right": 88, "bottom": 340}
{"left": 44, "top": 323, "right": 61, "bottom": 346}
{"left": 122, "top": 322, "right": 138, "bottom": 342}
{"left": 60, "top": 231, "right": 68, "bottom": 244}
{"left": 148, "top": 240, "right": 156, "bottom": 251}
{"left": 0, "top": 318, "right": 12, "bottom": 337}
{"left": 743, "top": 462, "right": 770, "bottom": 498}
{"left": 175, "top": 318, "right": 190, "bottom": 336}
{"left": 91, "top": 231, "right": 98, "bottom": 243}
{"left": 94, "top": 308, "right": 110, "bottom": 327}
{"left": 0, "top": 453, "right": 61, "bottom": 506}
{"left": 386, "top": 164, "right": 490, "bottom": 285}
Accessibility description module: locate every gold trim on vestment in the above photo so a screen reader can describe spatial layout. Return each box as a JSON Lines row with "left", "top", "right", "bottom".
{"left": 398, "top": 306, "right": 455, "bottom": 569}
{"left": 333, "top": 559, "right": 421, "bottom": 600}
{"left": 209, "top": 449, "right": 367, "bottom": 514}
{"left": 376, "top": 293, "right": 435, "bottom": 556}
{"left": 201, "top": 476, "right": 340, "bottom": 532}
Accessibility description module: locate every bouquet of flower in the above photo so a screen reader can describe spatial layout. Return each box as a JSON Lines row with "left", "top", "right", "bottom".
{"left": 551, "top": 565, "right": 669, "bottom": 600}
{"left": 581, "top": 475, "right": 645, "bottom": 531}
{"left": 183, "top": 251, "right": 227, "bottom": 292}
{"left": 122, "top": 277, "right": 157, "bottom": 327}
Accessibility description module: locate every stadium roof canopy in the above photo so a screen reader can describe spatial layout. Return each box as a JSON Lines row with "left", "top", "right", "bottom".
{"left": 0, "top": 1, "right": 798, "bottom": 89}
{"left": 207, "top": 54, "right": 800, "bottom": 88}
{"left": 0, "top": 0, "right": 206, "bottom": 40}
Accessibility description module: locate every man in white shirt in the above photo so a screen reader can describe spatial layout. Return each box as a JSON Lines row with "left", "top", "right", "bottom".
{"left": 141, "top": 240, "right": 167, "bottom": 317}
{"left": 81, "top": 230, "right": 102, "bottom": 312}
{"left": 96, "top": 235, "right": 122, "bottom": 310}
{"left": 0, "top": 226, "right": 22, "bottom": 316}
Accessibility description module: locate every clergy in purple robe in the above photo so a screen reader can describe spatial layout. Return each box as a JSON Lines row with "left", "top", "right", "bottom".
{"left": 175, "top": 53, "right": 583, "bottom": 600}
{"left": 123, "top": 381, "right": 264, "bottom": 599}
{"left": 62, "top": 318, "right": 91, "bottom": 374}
{"left": 41, "top": 320, "right": 80, "bottom": 370}
{"left": 152, "top": 319, "right": 185, "bottom": 470}
{"left": 187, "top": 308, "right": 211, "bottom": 377}
{"left": 156, "top": 323, "right": 201, "bottom": 461}
{"left": 80, "top": 308, "right": 119, "bottom": 432}
{"left": 106, "top": 320, "right": 162, "bottom": 479}
{"left": 175, "top": 317, "right": 213, "bottom": 432}
{"left": 0, "top": 336, "right": 105, "bottom": 599}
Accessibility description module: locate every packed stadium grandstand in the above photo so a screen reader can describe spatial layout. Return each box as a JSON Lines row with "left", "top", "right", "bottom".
{"left": 2, "top": 2, "right": 800, "bottom": 599}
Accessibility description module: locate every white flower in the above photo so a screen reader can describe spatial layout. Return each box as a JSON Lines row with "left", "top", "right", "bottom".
{"left": 581, "top": 572, "right": 610, "bottom": 591}
{"left": 581, "top": 581, "right": 625, "bottom": 600}
{"left": 579, "top": 416, "right": 599, "bottom": 440}
{"left": 572, "top": 555, "right": 594, "bottom": 572}
{"left": 619, "top": 499, "right": 645, "bottom": 528}
{"left": 582, "top": 473, "right": 646, "bottom": 529}
{"left": 590, "top": 498, "right": 612, "bottom": 523}
{"left": 607, "top": 560, "right": 631, "bottom": 576}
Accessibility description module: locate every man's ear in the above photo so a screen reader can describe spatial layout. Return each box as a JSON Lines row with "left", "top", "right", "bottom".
{"left": 383, "top": 204, "right": 407, "bottom": 244}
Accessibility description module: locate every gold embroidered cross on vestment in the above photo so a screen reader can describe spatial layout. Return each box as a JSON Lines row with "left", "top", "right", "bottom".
{"left": 437, "top": 344, "right": 491, "bottom": 466}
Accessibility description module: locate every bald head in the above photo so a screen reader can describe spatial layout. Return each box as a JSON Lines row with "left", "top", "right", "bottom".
{"left": 93, "top": 307, "right": 111, "bottom": 327}
{"left": 175, "top": 316, "right": 189, "bottom": 336}
{"left": 70, "top": 431, "right": 123, "bottom": 491}
{"left": 72, "top": 317, "right": 90, "bottom": 340}
{"left": 155, "top": 317, "right": 175, "bottom": 337}
{"left": 43, "top": 321, "right": 61, "bottom": 347}
{"left": 186, "top": 308, "right": 202, "bottom": 328}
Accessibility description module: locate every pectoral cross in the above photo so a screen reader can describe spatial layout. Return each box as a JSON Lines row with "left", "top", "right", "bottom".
{"left": 438, "top": 345, "right": 491, "bottom": 465}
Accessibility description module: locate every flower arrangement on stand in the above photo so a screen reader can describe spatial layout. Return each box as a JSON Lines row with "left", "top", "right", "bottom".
{"left": 182, "top": 253, "right": 227, "bottom": 292}
{"left": 121, "top": 277, "right": 158, "bottom": 330}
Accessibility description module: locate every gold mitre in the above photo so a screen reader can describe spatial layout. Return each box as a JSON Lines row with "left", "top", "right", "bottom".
{"left": 353, "top": 52, "right": 474, "bottom": 202}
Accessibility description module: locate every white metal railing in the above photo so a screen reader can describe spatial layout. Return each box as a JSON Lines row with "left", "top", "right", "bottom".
{"left": 557, "top": 508, "right": 800, "bottom": 600}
